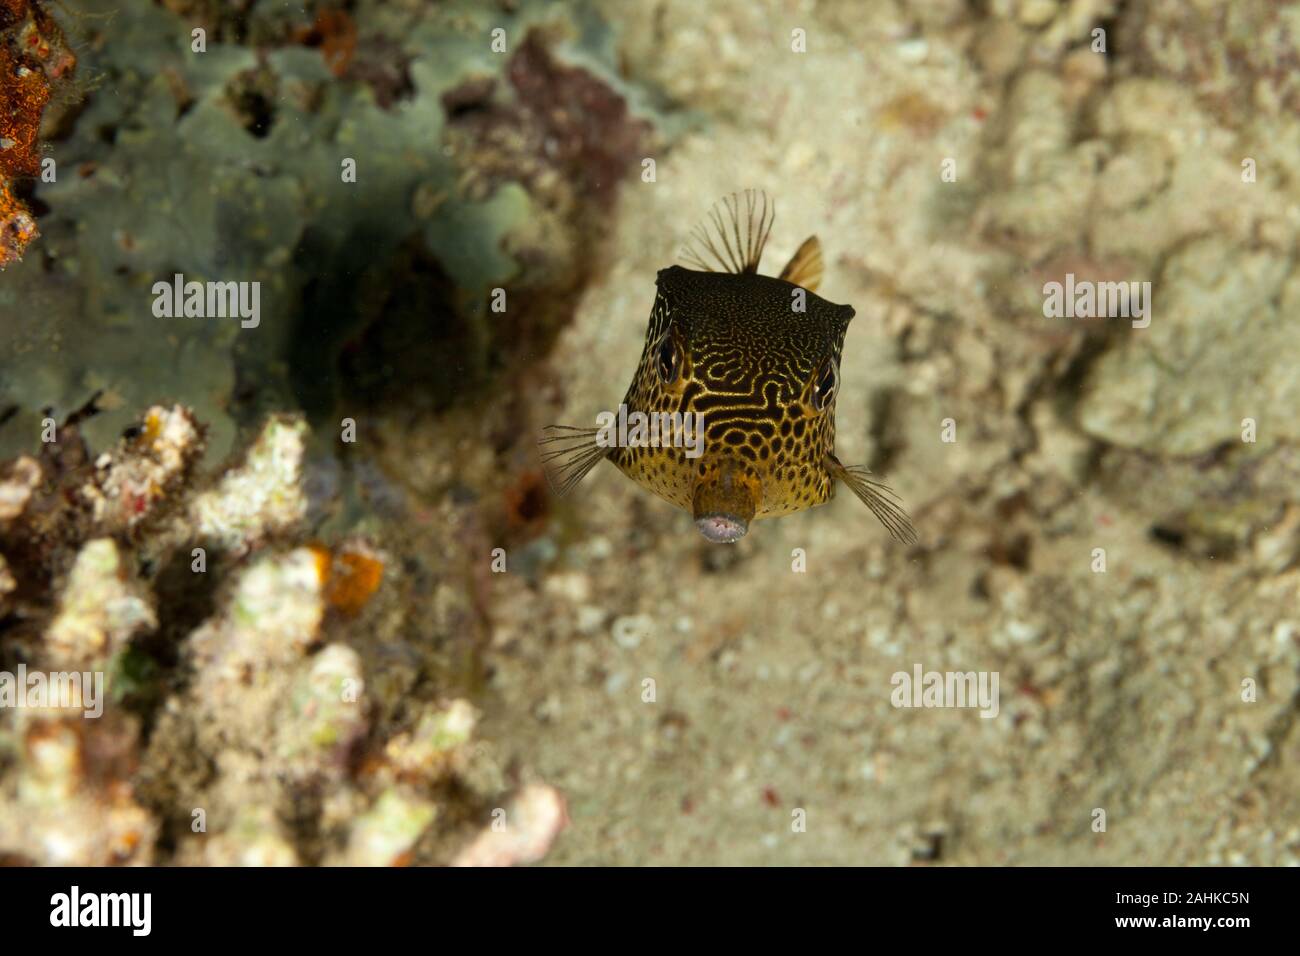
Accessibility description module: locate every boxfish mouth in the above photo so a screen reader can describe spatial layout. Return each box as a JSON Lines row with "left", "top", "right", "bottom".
{"left": 691, "top": 459, "right": 760, "bottom": 544}
{"left": 694, "top": 513, "right": 749, "bottom": 543}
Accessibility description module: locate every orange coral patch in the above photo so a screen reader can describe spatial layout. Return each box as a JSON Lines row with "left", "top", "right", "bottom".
{"left": 0, "top": 176, "right": 37, "bottom": 266}
{"left": 0, "top": 42, "right": 50, "bottom": 179}
{"left": 0, "top": 0, "right": 77, "bottom": 266}
{"left": 325, "top": 550, "right": 384, "bottom": 616}
{"left": 311, "top": 543, "right": 384, "bottom": 616}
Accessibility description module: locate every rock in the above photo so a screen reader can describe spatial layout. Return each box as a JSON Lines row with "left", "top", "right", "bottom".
{"left": 1078, "top": 237, "right": 1300, "bottom": 455}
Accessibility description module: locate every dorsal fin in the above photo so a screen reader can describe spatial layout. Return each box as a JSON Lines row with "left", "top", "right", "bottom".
{"left": 778, "top": 235, "right": 823, "bottom": 292}
{"left": 680, "top": 190, "right": 774, "bottom": 275}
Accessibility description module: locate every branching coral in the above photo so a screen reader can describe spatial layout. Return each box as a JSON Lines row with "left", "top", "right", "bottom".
{"left": 0, "top": 407, "right": 567, "bottom": 866}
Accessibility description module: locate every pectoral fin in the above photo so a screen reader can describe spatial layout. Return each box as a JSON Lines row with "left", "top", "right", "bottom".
{"left": 539, "top": 424, "right": 608, "bottom": 496}
{"left": 779, "top": 236, "right": 823, "bottom": 292}
{"left": 826, "top": 453, "right": 917, "bottom": 544}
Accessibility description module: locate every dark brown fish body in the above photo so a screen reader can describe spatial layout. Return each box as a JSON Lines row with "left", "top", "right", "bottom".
{"left": 611, "top": 267, "right": 847, "bottom": 520}
{"left": 542, "top": 191, "right": 915, "bottom": 545}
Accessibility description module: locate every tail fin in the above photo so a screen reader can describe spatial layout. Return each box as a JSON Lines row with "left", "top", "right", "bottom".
{"left": 778, "top": 236, "right": 823, "bottom": 291}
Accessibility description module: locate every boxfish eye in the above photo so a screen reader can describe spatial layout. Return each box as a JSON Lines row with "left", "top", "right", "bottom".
{"left": 812, "top": 359, "right": 838, "bottom": 411}
{"left": 657, "top": 334, "right": 680, "bottom": 384}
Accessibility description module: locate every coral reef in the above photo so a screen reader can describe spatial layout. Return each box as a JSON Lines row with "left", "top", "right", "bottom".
{"left": 2, "top": 0, "right": 1298, "bottom": 868}
{"left": 0, "top": 0, "right": 652, "bottom": 464}
{"left": 0, "top": 408, "right": 566, "bottom": 866}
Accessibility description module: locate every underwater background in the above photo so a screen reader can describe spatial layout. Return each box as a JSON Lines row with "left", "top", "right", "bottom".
{"left": 1, "top": 0, "right": 1298, "bottom": 865}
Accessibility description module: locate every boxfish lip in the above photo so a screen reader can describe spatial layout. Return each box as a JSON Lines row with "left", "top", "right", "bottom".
{"left": 695, "top": 513, "right": 748, "bottom": 544}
